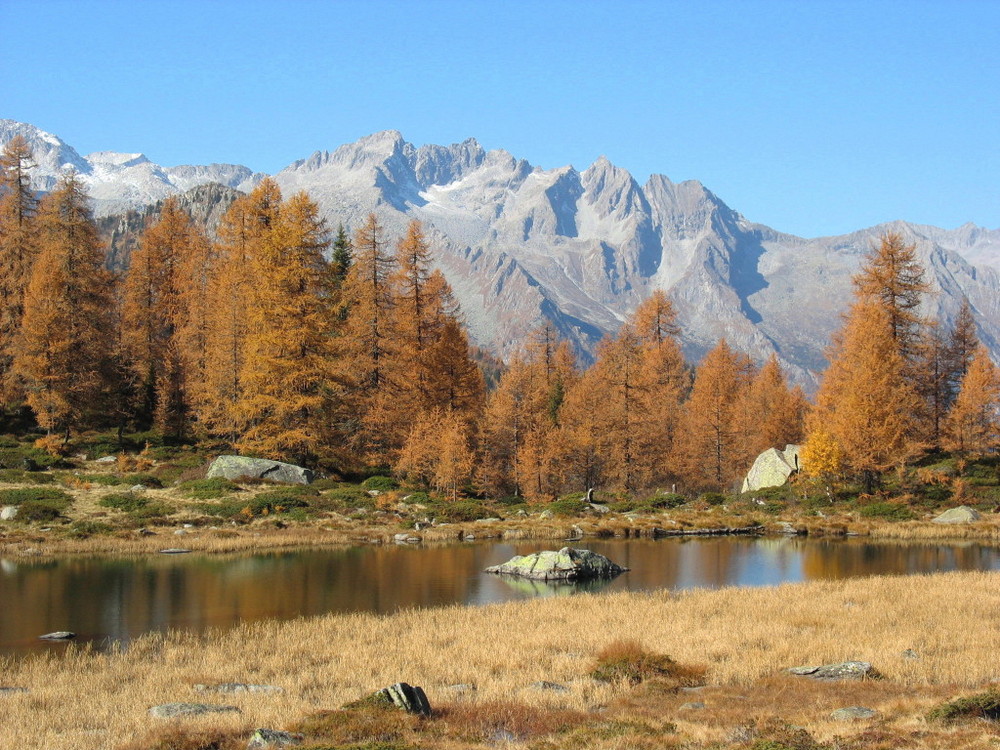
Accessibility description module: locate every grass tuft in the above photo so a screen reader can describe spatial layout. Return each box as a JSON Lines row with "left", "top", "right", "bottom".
{"left": 590, "top": 639, "right": 705, "bottom": 687}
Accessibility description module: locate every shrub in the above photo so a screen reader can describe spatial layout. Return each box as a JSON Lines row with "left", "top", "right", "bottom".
{"left": 100, "top": 492, "right": 174, "bottom": 520}
{"left": 362, "top": 475, "right": 398, "bottom": 491}
{"left": 858, "top": 501, "right": 916, "bottom": 521}
{"left": 177, "top": 477, "right": 241, "bottom": 499}
{"left": 548, "top": 497, "right": 588, "bottom": 516}
{"left": 0, "top": 487, "right": 71, "bottom": 505}
{"left": 646, "top": 492, "right": 687, "bottom": 509}
{"left": 66, "top": 520, "right": 114, "bottom": 538}
{"left": 0, "top": 469, "right": 56, "bottom": 484}
{"left": 590, "top": 639, "right": 704, "bottom": 687}
{"left": 323, "top": 487, "right": 377, "bottom": 509}
{"left": 75, "top": 473, "right": 163, "bottom": 488}
{"left": 699, "top": 492, "right": 728, "bottom": 506}
{"left": 433, "top": 500, "right": 493, "bottom": 523}
{"left": 17, "top": 497, "right": 72, "bottom": 522}
{"left": 927, "top": 689, "right": 1000, "bottom": 722}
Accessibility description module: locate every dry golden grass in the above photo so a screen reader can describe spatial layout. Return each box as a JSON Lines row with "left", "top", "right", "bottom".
{"left": 2, "top": 570, "right": 1000, "bottom": 749}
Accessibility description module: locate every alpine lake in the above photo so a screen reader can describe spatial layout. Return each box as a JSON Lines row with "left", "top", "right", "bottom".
{"left": 3, "top": 535, "right": 999, "bottom": 658}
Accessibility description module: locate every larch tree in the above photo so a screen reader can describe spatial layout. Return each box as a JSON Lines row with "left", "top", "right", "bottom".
{"left": 733, "top": 354, "right": 806, "bottom": 462}
{"left": 947, "top": 298, "right": 979, "bottom": 398}
{"left": 806, "top": 300, "right": 921, "bottom": 491}
{"left": 235, "top": 191, "right": 335, "bottom": 464}
{"left": 673, "top": 340, "right": 754, "bottom": 490}
{"left": 0, "top": 135, "right": 39, "bottom": 405}
{"left": 198, "top": 179, "right": 281, "bottom": 440}
{"left": 944, "top": 346, "right": 1000, "bottom": 455}
{"left": 119, "top": 197, "right": 189, "bottom": 430}
{"left": 12, "top": 172, "right": 115, "bottom": 437}
{"left": 852, "top": 231, "right": 929, "bottom": 363}
{"left": 339, "top": 212, "right": 396, "bottom": 462}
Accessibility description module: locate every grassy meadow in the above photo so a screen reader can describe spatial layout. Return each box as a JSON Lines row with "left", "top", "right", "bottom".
{"left": 2, "top": 571, "right": 1000, "bottom": 749}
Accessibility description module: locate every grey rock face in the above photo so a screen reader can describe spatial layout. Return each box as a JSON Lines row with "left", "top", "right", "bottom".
{"left": 148, "top": 702, "right": 241, "bottom": 718}
{"left": 246, "top": 728, "right": 303, "bottom": 748}
{"left": 486, "top": 547, "right": 628, "bottom": 581}
{"left": 788, "top": 661, "right": 877, "bottom": 681}
{"left": 0, "top": 505, "right": 17, "bottom": 521}
{"left": 742, "top": 445, "right": 801, "bottom": 493}
{"left": 831, "top": 706, "right": 878, "bottom": 720}
{"left": 932, "top": 506, "right": 981, "bottom": 524}
{"left": 207, "top": 455, "right": 314, "bottom": 485}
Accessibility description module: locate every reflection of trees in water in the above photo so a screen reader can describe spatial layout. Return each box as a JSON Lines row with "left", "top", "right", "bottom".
{"left": 2, "top": 538, "right": 999, "bottom": 657}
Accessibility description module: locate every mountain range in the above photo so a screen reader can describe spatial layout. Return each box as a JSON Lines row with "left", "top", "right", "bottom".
{"left": 3, "top": 118, "right": 999, "bottom": 390}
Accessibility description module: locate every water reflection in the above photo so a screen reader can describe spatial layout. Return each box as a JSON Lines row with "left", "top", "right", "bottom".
{"left": 1, "top": 537, "right": 998, "bottom": 658}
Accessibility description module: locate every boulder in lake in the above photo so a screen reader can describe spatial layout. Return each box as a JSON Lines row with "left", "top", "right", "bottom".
{"left": 38, "top": 631, "right": 75, "bottom": 641}
{"left": 207, "top": 455, "right": 314, "bottom": 485}
{"left": 742, "top": 445, "right": 801, "bottom": 493}
{"left": 485, "top": 547, "right": 628, "bottom": 581}
{"left": 149, "top": 702, "right": 240, "bottom": 718}
{"left": 247, "top": 728, "right": 304, "bottom": 748}
{"left": 787, "top": 661, "right": 878, "bottom": 681}
{"left": 932, "top": 506, "right": 981, "bottom": 524}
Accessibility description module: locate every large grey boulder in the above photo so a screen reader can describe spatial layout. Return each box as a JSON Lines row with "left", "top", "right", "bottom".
{"left": 742, "top": 445, "right": 801, "bottom": 493}
{"left": 485, "top": 547, "right": 628, "bottom": 581}
{"left": 351, "top": 682, "right": 431, "bottom": 716}
{"left": 787, "top": 661, "right": 877, "bottom": 681}
{"left": 207, "top": 455, "right": 314, "bottom": 485}
{"left": 932, "top": 506, "right": 981, "bottom": 524}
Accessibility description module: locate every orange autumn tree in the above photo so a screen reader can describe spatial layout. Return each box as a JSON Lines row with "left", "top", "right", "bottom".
{"left": 12, "top": 172, "right": 115, "bottom": 437}
{"left": 944, "top": 346, "right": 1000, "bottom": 455}
{"left": 197, "top": 179, "right": 281, "bottom": 440}
{"left": 672, "top": 339, "right": 754, "bottom": 490}
{"left": 120, "top": 197, "right": 202, "bottom": 433}
{"left": 339, "top": 213, "right": 397, "bottom": 463}
{"left": 0, "top": 135, "right": 39, "bottom": 405}
{"left": 733, "top": 354, "right": 807, "bottom": 461}
{"left": 803, "top": 300, "right": 921, "bottom": 491}
{"left": 235, "top": 191, "right": 336, "bottom": 464}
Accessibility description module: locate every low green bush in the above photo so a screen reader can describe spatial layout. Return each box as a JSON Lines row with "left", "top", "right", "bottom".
{"left": 99, "top": 492, "right": 174, "bottom": 519}
{"left": 66, "top": 520, "right": 114, "bottom": 538}
{"left": 858, "top": 501, "right": 916, "bottom": 521}
{"left": 17, "top": 497, "right": 72, "bottom": 522}
{"left": 927, "top": 689, "right": 1000, "bottom": 722}
{"left": 323, "top": 487, "right": 376, "bottom": 509}
{"left": 699, "top": 492, "right": 728, "bottom": 506}
{"left": 362, "top": 475, "right": 399, "bottom": 491}
{"left": 75, "top": 473, "right": 163, "bottom": 488}
{"left": 0, "top": 487, "right": 71, "bottom": 505}
{"left": 432, "top": 500, "right": 493, "bottom": 523}
{"left": 549, "top": 497, "right": 588, "bottom": 516}
{"left": 0, "top": 469, "right": 56, "bottom": 484}
{"left": 177, "top": 477, "right": 241, "bottom": 499}
{"left": 197, "top": 493, "right": 312, "bottom": 520}
{"left": 645, "top": 492, "right": 687, "bottom": 509}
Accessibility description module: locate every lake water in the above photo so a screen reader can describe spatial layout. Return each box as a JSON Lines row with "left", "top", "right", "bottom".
{"left": 2, "top": 536, "right": 999, "bottom": 658}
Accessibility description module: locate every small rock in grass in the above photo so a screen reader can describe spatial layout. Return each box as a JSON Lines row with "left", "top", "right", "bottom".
{"left": 149, "top": 702, "right": 240, "bottom": 718}
{"left": 901, "top": 649, "right": 920, "bottom": 660}
{"left": 194, "top": 683, "right": 283, "bottom": 694}
{"left": 831, "top": 706, "right": 878, "bottom": 720}
{"left": 680, "top": 701, "right": 705, "bottom": 710}
{"left": 530, "top": 681, "right": 569, "bottom": 692}
{"left": 38, "top": 631, "right": 75, "bottom": 641}
{"left": 787, "top": 661, "right": 877, "bottom": 681}
{"left": 246, "top": 728, "right": 303, "bottom": 748}
{"left": 0, "top": 687, "right": 28, "bottom": 695}
{"left": 95, "top": 455, "right": 117, "bottom": 463}
{"left": 0, "top": 505, "right": 17, "bottom": 521}
{"left": 348, "top": 682, "right": 431, "bottom": 716}
{"left": 159, "top": 548, "right": 191, "bottom": 554}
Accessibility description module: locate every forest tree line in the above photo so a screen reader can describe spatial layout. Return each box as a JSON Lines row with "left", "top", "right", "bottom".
{"left": 0, "top": 135, "right": 996, "bottom": 500}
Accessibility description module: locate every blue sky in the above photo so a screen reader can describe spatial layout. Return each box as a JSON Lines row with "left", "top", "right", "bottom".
{"left": 3, "top": 0, "right": 997, "bottom": 238}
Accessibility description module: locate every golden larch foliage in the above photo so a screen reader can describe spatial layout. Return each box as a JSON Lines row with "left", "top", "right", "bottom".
{"left": 944, "top": 346, "right": 1000, "bottom": 455}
